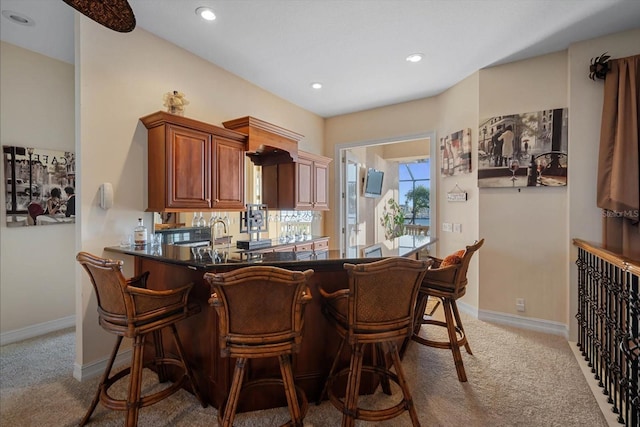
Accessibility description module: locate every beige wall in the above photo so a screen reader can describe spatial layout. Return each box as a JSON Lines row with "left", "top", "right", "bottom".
{"left": 566, "top": 28, "right": 640, "bottom": 339}
{"left": 76, "top": 20, "right": 324, "bottom": 368}
{"left": 434, "top": 73, "right": 481, "bottom": 309}
{"left": 3, "top": 16, "right": 638, "bottom": 368}
{"left": 325, "top": 29, "right": 639, "bottom": 336}
{"left": 478, "top": 51, "right": 569, "bottom": 324}
{"left": 0, "top": 42, "right": 75, "bottom": 336}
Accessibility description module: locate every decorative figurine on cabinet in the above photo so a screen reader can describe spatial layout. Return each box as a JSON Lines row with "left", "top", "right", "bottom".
{"left": 162, "top": 90, "right": 189, "bottom": 116}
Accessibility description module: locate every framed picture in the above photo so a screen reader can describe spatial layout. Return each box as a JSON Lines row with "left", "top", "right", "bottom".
{"left": 440, "top": 128, "right": 472, "bottom": 176}
{"left": 477, "top": 108, "right": 568, "bottom": 188}
{"left": 3, "top": 146, "right": 76, "bottom": 226}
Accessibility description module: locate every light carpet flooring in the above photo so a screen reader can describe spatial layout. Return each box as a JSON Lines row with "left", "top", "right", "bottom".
{"left": 1, "top": 314, "right": 607, "bottom": 426}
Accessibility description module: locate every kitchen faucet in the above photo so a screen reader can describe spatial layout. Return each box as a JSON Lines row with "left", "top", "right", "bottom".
{"left": 211, "top": 218, "right": 228, "bottom": 247}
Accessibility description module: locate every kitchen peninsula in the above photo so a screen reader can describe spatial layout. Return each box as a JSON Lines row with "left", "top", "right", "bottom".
{"left": 105, "top": 235, "right": 435, "bottom": 412}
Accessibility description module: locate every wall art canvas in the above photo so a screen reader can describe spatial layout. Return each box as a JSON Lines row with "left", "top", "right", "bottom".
{"left": 440, "top": 128, "right": 471, "bottom": 176}
{"left": 3, "top": 146, "right": 76, "bottom": 226}
{"left": 477, "top": 108, "right": 568, "bottom": 188}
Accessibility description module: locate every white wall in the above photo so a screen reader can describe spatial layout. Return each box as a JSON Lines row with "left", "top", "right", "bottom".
{"left": 75, "top": 19, "right": 324, "bottom": 371}
{"left": 0, "top": 42, "right": 75, "bottom": 340}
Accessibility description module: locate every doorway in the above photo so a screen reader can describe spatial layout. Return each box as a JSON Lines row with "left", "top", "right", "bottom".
{"left": 343, "top": 151, "right": 360, "bottom": 257}
{"left": 334, "top": 132, "right": 437, "bottom": 257}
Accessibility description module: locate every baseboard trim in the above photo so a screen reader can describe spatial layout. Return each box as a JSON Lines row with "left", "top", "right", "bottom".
{"left": 457, "top": 301, "right": 479, "bottom": 318}
{"left": 0, "top": 315, "right": 75, "bottom": 346}
{"left": 476, "top": 308, "right": 569, "bottom": 338}
{"left": 73, "top": 348, "right": 132, "bottom": 382}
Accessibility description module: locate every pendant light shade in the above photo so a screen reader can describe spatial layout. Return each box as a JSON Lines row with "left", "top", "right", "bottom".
{"left": 62, "top": 0, "right": 136, "bottom": 33}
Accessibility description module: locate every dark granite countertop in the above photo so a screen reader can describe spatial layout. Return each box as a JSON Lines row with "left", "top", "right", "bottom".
{"left": 104, "top": 235, "right": 436, "bottom": 271}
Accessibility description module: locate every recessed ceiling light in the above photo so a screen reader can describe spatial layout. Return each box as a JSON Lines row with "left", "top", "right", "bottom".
{"left": 311, "top": 82, "right": 323, "bottom": 89}
{"left": 406, "top": 53, "right": 423, "bottom": 63}
{"left": 2, "top": 10, "right": 35, "bottom": 26}
{"left": 196, "top": 7, "right": 216, "bottom": 21}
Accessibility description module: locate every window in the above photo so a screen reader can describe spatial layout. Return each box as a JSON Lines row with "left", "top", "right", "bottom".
{"left": 398, "top": 159, "right": 430, "bottom": 226}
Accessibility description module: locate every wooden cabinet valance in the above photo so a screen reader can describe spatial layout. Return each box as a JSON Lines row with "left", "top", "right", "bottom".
{"left": 141, "top": 111, "right": 247, "bottom": 212}
{"left": 262, "top": 150, "right": 331, "bottom": 211}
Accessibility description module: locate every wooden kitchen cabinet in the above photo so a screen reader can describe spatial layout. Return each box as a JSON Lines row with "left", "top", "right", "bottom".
{"left": 262, "top": 150, "right": 331, "bottom": 211}
{"left": 141, "top": 111, "right": 247, "bottom": 212}
{"left": 294, "top": 242, "right": 313, "bottom": 252}
{"left": 312, "top": 238, "right": 329, "bottom": 253}
{"left": 213, "top": 137, "right": 245, "bottom": 210}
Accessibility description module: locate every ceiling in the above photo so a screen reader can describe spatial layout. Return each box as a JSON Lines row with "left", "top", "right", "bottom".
{"left": 1, "top": 0, "right": 639, "bottom": 118}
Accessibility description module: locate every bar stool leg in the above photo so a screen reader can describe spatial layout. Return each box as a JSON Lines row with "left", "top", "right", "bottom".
{"left": 126, "top": 334, "right": 146, "bottom": 427}
{"left": 279, "top": 354, "right": 303, "bottom": 426}
{"left": 413, "top": 293, "right": 429, "bottom": 335}
{"left": 170, "top": 324, "right": 206, "bottom": 407}
{"left": 388, "top": 342, "right": 421, "bottom": 427}
{"left": 342, "top": 343, "right": 364, "bottom": 427}
{"left": 375, "top": 342, "right": 392, "bottom": 395}
{"left": 152, "top": 330, "right": 168, "bottom": 382}
{"left": 221, "top": 357, "right": 247, "bottom": 427}
{"left": 318, "top": 337, "right": 346, "bottom": 404}
{"left": 80, "top": 336, "right": 123, "bottom": 426}
{"left": 400, "top": 293, "right": 429, "bottom": 358}
{"left": 451, "top": 300, "right": 472, "bottom": 354}
{"left": 443, "top": 299, "right": 467, "bottom": 382}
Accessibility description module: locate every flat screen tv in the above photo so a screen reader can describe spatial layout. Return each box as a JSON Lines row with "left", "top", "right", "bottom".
{"left": 363, "top": 168, "right": 384, "bottom": 197}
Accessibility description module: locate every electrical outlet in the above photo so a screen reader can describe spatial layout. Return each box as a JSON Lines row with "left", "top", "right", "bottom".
{"left": 516, "top": 298, "right": 525, "bottom": 312}
{"left": 453, "top": 223, "right": 462, "bottom": 233}
{"left": 442, "top": 222, "right": 453, "bottom": 232}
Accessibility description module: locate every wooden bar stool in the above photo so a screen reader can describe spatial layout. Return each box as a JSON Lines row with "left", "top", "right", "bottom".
{"left": 205, "top": 266, "right": 314, "bottom": 427}
{"left": 76, "top": 252, "right": 205, "bottom": 427}
{"left": 409, "top": 239, "right": 484, "bottom": 382}
{"left": 318, "top": 257, "right": 430, "bottom": 427}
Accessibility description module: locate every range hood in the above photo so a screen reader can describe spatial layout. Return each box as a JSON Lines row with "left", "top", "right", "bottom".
{"left": 222, "top": 116, "right": 303, "bottom": 165}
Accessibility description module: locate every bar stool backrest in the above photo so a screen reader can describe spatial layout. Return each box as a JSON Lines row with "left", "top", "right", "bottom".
{"left": 427, "top": 239, "right": 484, "bottom": 296}
{"left": 344, "top": 257, "right": 429, "bottom": 339}
{"left": 206, "top": 266, "right": 313, "bottom": 357}
{"left": 77, "top": 252, "right": 141, "bottom": 335}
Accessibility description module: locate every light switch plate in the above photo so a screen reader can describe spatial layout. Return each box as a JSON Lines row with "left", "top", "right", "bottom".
{"left": 453, "top": 223, "right": 462, "bottom": 233}
{"left": 442, "top": 222, "right": 453, "bottom": 232}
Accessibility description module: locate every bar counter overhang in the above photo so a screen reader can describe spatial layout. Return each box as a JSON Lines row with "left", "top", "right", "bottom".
{"left": 104, "top": 236, "right": 435, "bottom": 412}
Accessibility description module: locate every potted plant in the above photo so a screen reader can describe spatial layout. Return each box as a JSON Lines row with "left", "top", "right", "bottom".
{"left": 380, "top": 198, "right": 405, "bottom": 240}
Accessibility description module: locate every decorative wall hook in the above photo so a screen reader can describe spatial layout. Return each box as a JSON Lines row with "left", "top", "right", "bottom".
{"left": 589, "top": 53, "right": 611, "bottom": 81}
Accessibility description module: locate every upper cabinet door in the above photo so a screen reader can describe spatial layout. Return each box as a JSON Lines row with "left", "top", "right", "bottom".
{"left": 312, "top": 159, "right": 329, "bottom": 210}
{"left": 213, "top": 137, "right": 245, "bottom": 210}
{"left": 298, "top": 151, "right": 331, "bottom": 210}
{"left": 295, "top": 156, "right": 314, "bottom": 209}
{"left": 166, "top": 125, "right": 212, "bottom": 209}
